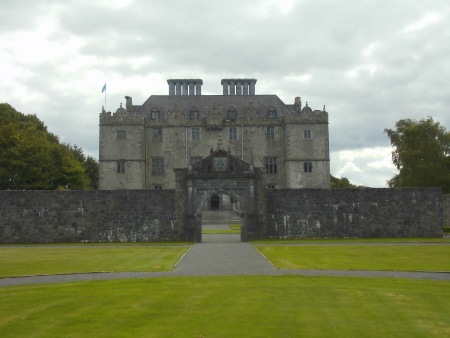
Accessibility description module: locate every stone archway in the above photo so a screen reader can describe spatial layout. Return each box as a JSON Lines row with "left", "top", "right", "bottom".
{"left": 174, "top": 147, "right": 263, "bottom": 242}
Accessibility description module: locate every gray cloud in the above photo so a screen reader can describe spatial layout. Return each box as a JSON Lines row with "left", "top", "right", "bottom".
{"left": 1, "top": 0, "right": 449, "bottom": 186}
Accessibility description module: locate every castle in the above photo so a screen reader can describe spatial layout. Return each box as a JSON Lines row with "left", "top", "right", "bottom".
{"left": 99, "top": 78, "right": 330, "bottom": 191}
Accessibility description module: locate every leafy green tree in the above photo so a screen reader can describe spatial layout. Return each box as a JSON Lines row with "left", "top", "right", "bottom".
{"left": 0, "top": 103, "right": 98, "bottom": 190}
{"left": 330, "top": 175, "right": 358, "bottom": 188}
{"left": 384, "top": 117, "right": 450, "bottom": 193}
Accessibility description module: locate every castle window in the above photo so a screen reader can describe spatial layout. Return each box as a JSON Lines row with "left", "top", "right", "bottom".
{"left": 153, "top": 128, "right": 163, "bottom": 141}
{"left": 304, "top": 161, "right": 313, "bottom": 172}
{"left": 191, "top": 128, "right": 201, "bottom": 142}
{"left": 228, "top": 127, "right": 238, "bottom": 141}
{"left": 268, "top": 107, "right": 277, "bottom": 118}
{"left": 227, "top": 108, "right": 237, "bottom": 120}
{"left": 304, "top": 130, "right": 312, "bottom": 139}
{"left": 117, "top": 161, "right": 125, "bottom": 173}
{"left": 117, "top": 130, "right": 126, "bottom": 140}
{"left": 266, "top": 126, "right": 275, "bottom": 140}
{"left": 267, "top": 184, "right": 277, "bottom": 189}
{"left": 189, "top": 110, "right": 199, "bottom": 120}
{"left": 154, "top": 185, "right": 163, "bottom": 190}
{"left": 265, "top": 157, "right": 278, "bottom": 174}
{"left": 151, "top": 110, "right": 160, "bottom": 120}
{"left": 152, "top": 157, "right": 165, "bottom": 175}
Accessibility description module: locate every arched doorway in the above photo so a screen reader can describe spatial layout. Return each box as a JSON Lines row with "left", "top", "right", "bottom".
{"left": 210, "top": 194, "right": 220, "bottom": 210}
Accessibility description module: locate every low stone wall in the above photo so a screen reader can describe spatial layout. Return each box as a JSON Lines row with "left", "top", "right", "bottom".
{"left": 265, "top": 188, "right": 444, "bottom": 238}
{"left": 444, "top": 194, "right": 450, "bottom": 227}
{"left": 0, "top": 190, "right": 178, "bottom": 244}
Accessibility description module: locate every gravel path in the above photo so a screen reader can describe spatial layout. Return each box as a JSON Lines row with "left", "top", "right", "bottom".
{"left": 1, "top": 233, "right": 449, "bottom": 287}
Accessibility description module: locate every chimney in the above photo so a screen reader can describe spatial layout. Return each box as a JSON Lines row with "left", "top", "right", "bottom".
{"left": 167, "top": 79, "right": 203, "bottom": 95}
{"left": 221, "top": 79, "right": 257, "bottom": 95}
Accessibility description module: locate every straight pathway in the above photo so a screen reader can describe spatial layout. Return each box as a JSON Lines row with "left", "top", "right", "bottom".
{"left": 172, "top": 234, "right": 279, "bottom": 276}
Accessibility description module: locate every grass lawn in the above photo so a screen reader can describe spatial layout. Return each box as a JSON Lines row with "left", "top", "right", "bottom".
{"left": 256, "top": 244, "right": 450, "bottom": 271}
{"left": 202, "top": 223, "right": 241, "bottom": 234}
{"left": 0, "top": 276, "right": 449, "bottom": 337}
{"left": 0, "top": 245, "right": 189, "bottom": 277}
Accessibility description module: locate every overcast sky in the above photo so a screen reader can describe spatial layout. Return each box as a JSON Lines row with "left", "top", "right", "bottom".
{"left": 1, "top": 0, "right": 449, "bottom": 187}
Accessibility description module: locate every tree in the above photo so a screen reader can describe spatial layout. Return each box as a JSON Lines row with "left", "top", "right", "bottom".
{"left": 384, "top": 117, "right": 450, "bottom": 193}
{"left": 0, "top": 103, "right": 98, "bottom": 190}
{"left": 330, "top": 175, "right": 358, "bottom": 188}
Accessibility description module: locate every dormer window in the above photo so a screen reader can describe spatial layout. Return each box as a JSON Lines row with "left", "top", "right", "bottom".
{"left": 227, "top": 108, "right": 237, "bottom": 120}
{"left": 189, "top": 110, "right": 199, "bottom": 120}
{"left": 151, "top": 109, "right": 160, "bottom": 120}
{"left": 268, "top": 107, "right": 277, "bottom": 118}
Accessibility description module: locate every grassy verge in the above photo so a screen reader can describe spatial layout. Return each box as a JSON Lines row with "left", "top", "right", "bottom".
{"left": 256, "top": 244, "right": 450, "bottom": 271}
{"left": 0, "top": 276, "right": 449, "bottom": 337}
{"left": 0, "top": 245, "right": 189, "bottom": 277}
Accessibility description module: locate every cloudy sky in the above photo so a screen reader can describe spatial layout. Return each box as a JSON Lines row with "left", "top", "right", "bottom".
{"left": 1, "top": 0, "right": 449, "bottom": 187}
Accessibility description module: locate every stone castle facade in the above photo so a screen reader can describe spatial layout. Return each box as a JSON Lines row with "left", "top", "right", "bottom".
{"left": 99, "top": 78, "right": 330, "bottom": 190}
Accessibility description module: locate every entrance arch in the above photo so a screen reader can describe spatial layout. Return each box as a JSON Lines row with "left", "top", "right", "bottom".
{"left": 210, "top": 194, "right": 220, "bottom": 210}
{"left": 174, "top": 147, "right": 263, "bottom": 242}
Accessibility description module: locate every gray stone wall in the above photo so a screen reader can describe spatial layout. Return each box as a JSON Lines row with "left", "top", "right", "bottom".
{"left": 0, "top": 190, "right": 178, "bottom": 244}
{"left": 265, "top": 188, "right": 444, "bottom": 238}
{"left": 444, "top": 194, "right": 450, "bottom": 227}
{"left": 0, "top": 188, "right": 445, "bottom": 244}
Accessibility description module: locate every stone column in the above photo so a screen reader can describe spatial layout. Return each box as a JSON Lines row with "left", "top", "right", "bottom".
{"left": 182, "top": 82, "right": 188, "bottom": 95}
{"left": 222, "top": 81, "right": 229, "bottom": 95}
{"left": 195, "top": 82, "right": 202, "bottom": 95}
{"left": 236, "top": 81, "right": 242, "bottom": 95}
{"left": 168, "top": 81, "right": 175, "bottom": 96}
{"left": 230, "top": 81, "right": 235, "bottom": 95}
{"left": 249, "top": 81, "right": 256, "bottom": 95}
{"left": 188, "top": 82, "right": 195, "bottom": 95}
{"left": 175, "top": 82, "right": 181, "bottom": 96}
{"left": 243, "top": 82, "right": 249, "bottom": 95}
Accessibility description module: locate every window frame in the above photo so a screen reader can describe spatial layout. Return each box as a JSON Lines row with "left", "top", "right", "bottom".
{"left": 227, "top": 108, "right": 237, "bottom": 120}
{"left": 264, "top": 157, "right": 278, "bottom": 175}
{"left": 304, "top": 130, "right": 312, "bottom": 139}
{"left": 117, "top": 130, "right": 126, "bottom": 140}
{"left": 304, "top": 161, "right": 313, "bottom": 173}
{"left": 191, "top": 127, "right": 201, "bottom": 142}
{"left": 189, "top": 110, "right": 199, "bottom": 120}
{"left": 151, "top": 157, "right": 165, "bottom": 176}
{"left": 268, "top": 108, "right": 278, "bottom": 118}
{"left": 153, "top": 127, "right": 163, "bottom": 141}
{"left": 266, "top": 126, "right": 275, "bottom": 140}
{"left": 228, "top": 127, "right": 238, "bottom": 141}
{"left": 151, "top": 110, "right": 160, "bottom": 120}
{"left": 117, "top": 161, "right": 125, "bottom": 174}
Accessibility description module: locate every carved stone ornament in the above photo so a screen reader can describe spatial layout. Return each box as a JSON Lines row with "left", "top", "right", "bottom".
{"left": 212, "top": 157, "right": 228, "bottom": 171}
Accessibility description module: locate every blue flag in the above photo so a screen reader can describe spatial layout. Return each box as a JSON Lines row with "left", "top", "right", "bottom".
{"left": 101, "top": 83, "right": 106, "bottom": 93}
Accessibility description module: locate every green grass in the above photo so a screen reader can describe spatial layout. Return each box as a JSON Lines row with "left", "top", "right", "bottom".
{"left": 0, "top": 276, "right": 449, "bottom": 337}
{"left": 0, "top": 245, "right": 189, "bottom": 277}
{"left": 256, "top": 244, "right": 450, "bottom": 271}
{"left": 253, "top": 237, "right": 450, "bottom": 244}
{"left": 202, "top": 224, "right": 241, "bottom": 234}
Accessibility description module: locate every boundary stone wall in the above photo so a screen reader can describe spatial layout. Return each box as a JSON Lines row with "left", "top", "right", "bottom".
{"left": 265, "top": 188, "right": 444, "bottom": 238}
{"left": 0, "top": 190, "right": 178, "bottom": 244}
{"left": 0, "top": 188, "right": 445, "bottom": 243}
{"left": 444, "top": 194, "right": 450, "bottom": 227}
